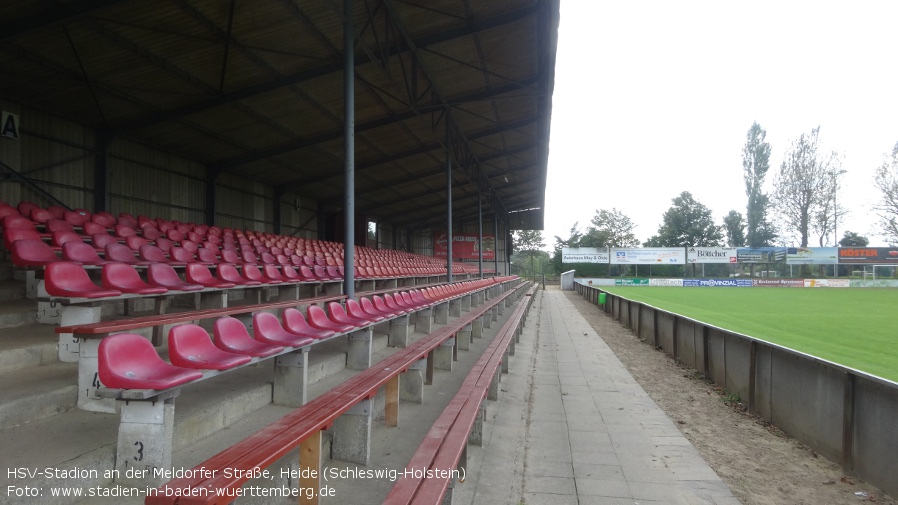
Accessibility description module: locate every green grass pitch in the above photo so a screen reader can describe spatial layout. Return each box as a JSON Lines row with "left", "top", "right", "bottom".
{"left": 601, "top": 287, "right": 898, "bottom": 383}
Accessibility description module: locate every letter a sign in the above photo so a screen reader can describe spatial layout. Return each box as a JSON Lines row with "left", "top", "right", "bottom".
{"left": 2, "top": 111, "right": 20, "bottom": 140}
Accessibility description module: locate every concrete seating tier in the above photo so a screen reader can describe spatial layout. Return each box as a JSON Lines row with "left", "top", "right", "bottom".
{"left": 144, "top": 278, "right": 528, "bottom": 502}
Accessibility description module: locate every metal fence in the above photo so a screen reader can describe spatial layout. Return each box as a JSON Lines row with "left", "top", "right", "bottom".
{"left": 574, "top": 282, "right": 898, "bottom": 499}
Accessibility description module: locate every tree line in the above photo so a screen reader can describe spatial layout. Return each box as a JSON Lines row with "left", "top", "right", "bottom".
{"left": 511, "top": 122, "right": 898, "bottom": 276}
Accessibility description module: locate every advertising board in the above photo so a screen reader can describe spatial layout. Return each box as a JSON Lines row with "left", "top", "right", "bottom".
{"left": 433, "top": 233, "right": 495, "bottom": 260}
{"left": 610, "top": 248, "right": 685, "bottom": 265}
{"left": 687, "top": 247, "right": 737, "bottom": 264}
{"left": 562, "top": 247, "right": 610, "bottom": 263}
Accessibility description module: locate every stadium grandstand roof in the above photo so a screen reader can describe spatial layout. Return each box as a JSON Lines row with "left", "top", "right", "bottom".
{"left": 0, "top": 0, "right": 559, "bottom": 231}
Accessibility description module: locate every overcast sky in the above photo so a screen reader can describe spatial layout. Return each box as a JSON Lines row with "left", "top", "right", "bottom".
{"left": 543, "top": 0, "right": 898, "bottom": 249}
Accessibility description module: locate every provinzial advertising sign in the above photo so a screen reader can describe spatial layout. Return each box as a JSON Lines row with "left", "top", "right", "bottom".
{"left": 610, "top": 247, "right": 685, "bottom": 264}
{"left": 837, "top": 247, "right": 898, "bottom": 264}
{"left": 737, "top": 247, "right": 787, "bottom": 263}
{"left": 786, "top": 247, "right": 837, "bottom": 265}
{"left": 683, "top": 278, "right": 752, "bottom": 287}
{"left": 561, "top": 247, "right": 610, "bottom": 263}
{"left": 687, "top": 247, "right": 737, "bottom": 264}
{"left": 433, "top": 233, "right": 495, "bottom": 260}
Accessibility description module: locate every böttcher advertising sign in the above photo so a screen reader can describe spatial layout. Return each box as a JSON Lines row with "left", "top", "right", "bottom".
{"left": 687, "top": 247, "right": 737, "bottom": 264}
{"left": 837, "top": 247, "right": 898, "bottom": 264}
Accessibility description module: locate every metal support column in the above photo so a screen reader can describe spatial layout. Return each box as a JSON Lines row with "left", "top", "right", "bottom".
{"left": 205, "top": 168, "right": 218, "bottom": 226}
{"left": 494, "top": 213, "right": 499, "bottom": 275}
{"left": 446, "top": 127, "right": 453, "bottom": 283}
{"left": 478, "top": 196, "right": 483, "bottom": 278}
{"left": 342, "top": 0, "right": 356, "bottom": 299}
{"left": 94, "top": 130, "right": 114, "bottom": 212}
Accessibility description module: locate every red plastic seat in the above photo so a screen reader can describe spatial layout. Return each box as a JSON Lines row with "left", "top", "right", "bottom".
{"left": 51, "top": 230, "right": 84, "bottom": 248}
{"left": 147, "top": 263, "right": 204, "bottom": 291}
{"left": 217, "top": 263, "right": 261, "bottom": 285}
{"left": 125, "top": 235, "right": 149, "bottom": 250}
{"left": 252, "top": 312, "right": 314, "bottom": 347}
{"left": 102, "top": 262, "right": 168, "bottom": 294}
{"left": 16, "top": 201, "right": 39, "bottom": 217}
{"left": 325, "top": 265, "right": 341, "bottom": 279}
{"left": 170, "top": 246, "right": 201, "bottom": 264}
{"left": 46, "top": 218, "right": 75, "bottom": 233}
{"left": 328, "top": 301, "right": 369, "bottom": 327}
{"left": 212, "top": 317, "right": 284, "bottom": 357}
{"left": 117, "top": 213, "right": 138, "bottom": 228}
{"left": 281, "top": 308, "right": 335, "bottom": 340}
{"left": 115, "top": 224, "right": 137, "bottom": 239}
{"left": 220, "top": 249, "right": 240, "bottom": 264}
{"left": 91, "top": 213, "right": 116, "bottom": 228}
{"left": 2, "top": 227, "right": 47, "bottom": 250}
{"left": 92, "top": 233, "right": 118, "bottom": 250}
{"left": 98, "top": 333, "right": 202, "bottom": 390}
{"left": 383, "top": 293, "right": 408, "bottom": 314}
{"left": 359, "top": 295, "right": 399, "bottom": 317}
{"left": 1, "top": 214, "right": 36, "bottom": 231}
{"left": 261, "top": 265, "right": 285, "bottom": 283}
{"left": 64, "top": 209, "right": 91, "bottom": 227}
{"left": 306, "top": 305, "right": 355, "bottom": 333}
{"left": 29, "top": 208, "right": 53, "bottom": 224}
{"left": 0, "top": 205, "right": 20, "bottom": 219}
{"left": 44, "top": 262, "right": 122, "bottom": 298}
{"left": 181, "top": 240, "right": 199, "bottom": 253}
{"left": 168, "top": 324, "right": 252, "bottom": 370}
{"left": 346, "top": 298, "right": 384, "bottom": 323}
{"left": 154, "top": 237, "right": 174, "bottom": 253}
{"left": 139, "top": 244, "right": 185, "bottom": 266}
{"left": 140, "top": 226, "right": 161, "bottom": 241}
{"left": 10, "top": 239, "right": 61, "bottom": 267}
{"left": 372, "top": 295, "right": 402, "bottom": 316}
{"left": 105, "top": 242, "right": 150, "bottom": 265}
{"left": 243, "top": 264, "right": 277, "bottom": 284}
{"left": 82, "top": 221, "right": 107, "bottom": 236}
{"left": 196, "top": 247, "right": 220, "bottom": 264}
{"left": 313, "top": 265, "right": 334, "bottom": 280}
{"left": 62, "top": 241, "right": 108, "bottom": 265}
{"left": 185, "top": 263, "right": 236, "bottom": 289}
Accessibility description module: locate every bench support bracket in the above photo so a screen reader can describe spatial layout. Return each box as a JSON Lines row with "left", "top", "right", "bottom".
{"left": 332, "top": 399, "right": 372, "bottom": 465}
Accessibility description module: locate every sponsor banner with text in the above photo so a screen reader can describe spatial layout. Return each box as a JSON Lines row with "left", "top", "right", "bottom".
{"left": 837, "top": 247, "right": 898, "bottom": 264}
{"left": 737, "top": 247, "right": 787, "bottom": 263}
{"left": 611, "top": 248, "right": 686, "bottom": 264}
{"left": 562, "top": 247, "right": 610, "bottom": 263}
{"left": 804, "top": 279, "right": 851, "bottom": 288}
{"left": 433, "top": 233, "right": 495, "bottom": 260}
{"left": 752, "top": 278, "right": 805, "bottom": 287}
{"left": 683, "top": 278, "right": 753, "bottom": 287}
{"left": 614, "top": 278, "right": 649, "bottom": 286}
{"left": 786, "top": 247, "right": 838, "bottom": 265}
{"left": 649, "top": 279, "right": 684, "bottom": 286}
{"left": 687, "top": 247, "right": 737, "bottom": 264}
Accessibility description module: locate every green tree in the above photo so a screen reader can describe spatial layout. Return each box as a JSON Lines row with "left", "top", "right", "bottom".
{"left": 644, "top": 191, "right": 723, "bottom": 247}
{"left": 743, "top": 122, "right": 777, "bottom": 247}
{"left": 874, "top": 142, "right": 898, "bottom": 245}
{"left": 772, "top": 126, "right": 840, "bottom": 247}
{"left": 583, "top": 208, "right": 640, "bottom": 247}
{"left": 722, "top": 210, "right": 746, "bottom": 247}
{"left": 838, "top": 231, "right": 869, "bottom": 247}
{"left": 512, "top": 229, "right": 546, "bottom": 274}
{"left": 551, "top": 222, "right": 583, "bottom": 274}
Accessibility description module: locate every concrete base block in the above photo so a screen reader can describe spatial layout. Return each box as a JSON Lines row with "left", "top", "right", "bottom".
{"left": 468, "top": 400, "right": 486, "bottom": 446}
{"left": 472, "top": 318, "right": 484, "bottom": 338}
{"left": 331, "top": 400, "right": 372, "bottom": 465}
{"left": 347, "top": 328, "right": 374, "bottom": 370}
{"left": 273, "top": 349, "right": 309, "bottom": 407}
{"left": 389, "top": 315, "right": 410, "bottom": 348}
{"left": 415, "top": 308, "right": 433, "bottom": 334}
{"left": 461, "top": 294, "right": 471, "bottom": 312}
{"left": 58, "top": 304, "right": 102, "bottom": 363}
{"left": 488, "top": 368, "right": 500, "bottom": 401}
{"left": 502, "top": 349, "right": 509, "bottom": 373}
{"left": 400, "top": 360, "right": 426, "bottom": 404}
{"left": 498, "top": 299, "right": 506, "bottom": 316}
{"left": 78, "top": 338, "right": 117, "bottom": 413}
{"left": 450, "top": 299, "right": 461, "bottom": 317}
{"left": 434, "top": 339, "right": 455, "bottom": 371}
{"left": 323, "top": 282, "right": 343, "bottom": 296}
{"left": 457, "top": 325, "right": 472, "bottom": 351}
{"left": 434, "top": 303, "right": 449, "bottom": 324}
{"left": 116, "top": 398, "right": 175, "bottom": 487}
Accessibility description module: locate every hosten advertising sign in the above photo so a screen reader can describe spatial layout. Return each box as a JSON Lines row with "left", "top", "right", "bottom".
{"left": 837, "top": 247, "right": 898, "bottom": 264}
{"left": 687, "top": 247, "right": 737, "bottom": 264}
{"left": 561, "top": 247, "right": 610, "bottom": 264}
{"left": 610, "top": 248, "right": 686, "bottom": 264}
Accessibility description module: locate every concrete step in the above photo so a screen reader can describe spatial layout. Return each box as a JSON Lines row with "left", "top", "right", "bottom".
{"left": 0, "top": 297, "right": 36, "bottom": 329}
{"left": 0, "top": 362, "right": 78, "bottom": 429}
{"left": 0, "top": 278, "right": 26, "bottom": 301}
{"left": 0, "top": 322, "right": 59, "bottom": 373}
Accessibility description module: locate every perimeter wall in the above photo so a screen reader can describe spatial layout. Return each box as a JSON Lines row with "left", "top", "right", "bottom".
{"left": 574, "top": 281, "right": 898, "bottom": 499}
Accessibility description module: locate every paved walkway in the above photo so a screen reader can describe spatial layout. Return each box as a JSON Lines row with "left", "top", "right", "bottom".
{"left": 457, "top": 289, "right": 739, "bottom": 505}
